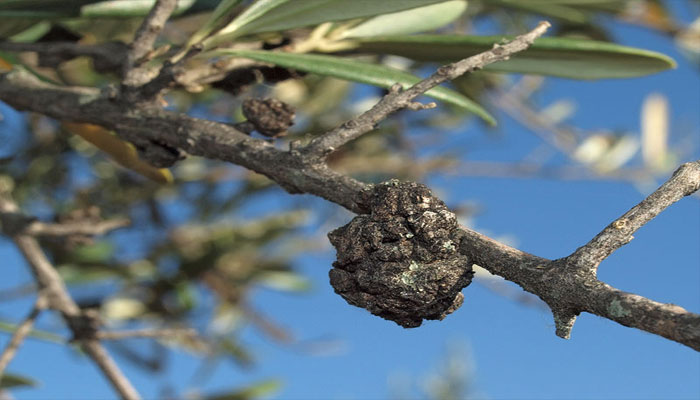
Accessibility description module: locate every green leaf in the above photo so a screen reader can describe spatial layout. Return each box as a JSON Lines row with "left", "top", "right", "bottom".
{"left": 186, "top": 0, "right": 246, "bottom": 46}
{"left": 212, "top": 0, "right": 291, "bottom": 39}
{"left": 481, "top": 0, "right": 590, "bottom": 23}
{"left": 256, "top": 271, "right": 312, "bottom": 292}
{"left": 58, "top": 262, "right": 130, "bottom": 284}
{"left": 0, "top": 0, "right": 197, "bottom": 18}
{"left": 0, "top": 19, "right": 45, "bottom": 39}
{"left": 214, "top": 49, "right": 495, "bottom": 124}
{"left": 219, "top": 337, "right": 255, "bottom": 367}
{"left": 0, "top": 321, "right": 64, "bottom": 343}
{"left": 0, "top": 0, "right": 96, "bottom": 18}
{"left": 175, "top": 281, "right": 197, "bottom": 311}
{"left": 209, "top": 0, "right": 450, "bottom": 40}
{"left": 348, "top": 35, "right": 676, "bottom": 79}
{"left": 340, "top": 0, "right": 468, "bottom": 38}
{"left": 206, "top": 379, "right": 283, "bottom": 400}
{"left": 81, "top": 0, "right": 197, "bottom": 18}
{"left": 0, "top": 373, "right": 38, "bottom": 389}
{"left": 70, "top": 241, "right": 114, "bottom": 263}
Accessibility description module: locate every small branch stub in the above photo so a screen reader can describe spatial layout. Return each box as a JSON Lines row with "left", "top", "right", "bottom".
{"left": 328, "top": 180, "right": 473, "bottom": 328}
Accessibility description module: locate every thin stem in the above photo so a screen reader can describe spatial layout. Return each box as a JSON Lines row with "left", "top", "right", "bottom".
{"left": 303, "top": 21, "right": 551, "bottom": 158}
{"left": 25, "top": 218, "right": 130, "bottom": 237}
{"left": 97, "top": 328, "right": 198, "bottom": 341}
{"left": 568, "top": 160, "right": 700, "bottom": 270}
{"left": 0, "top": 295, "right": 47, "bottom": 379}
{"left": 123, "top": 0, "right": 178, "bottom": 86}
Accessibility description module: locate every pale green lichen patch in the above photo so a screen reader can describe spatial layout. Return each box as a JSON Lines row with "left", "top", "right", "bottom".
{"left": 608, "top": 299, "right": 632, "bottom": 317}
{"left": 442, "top": 240, "right": 455, "bottom": 251}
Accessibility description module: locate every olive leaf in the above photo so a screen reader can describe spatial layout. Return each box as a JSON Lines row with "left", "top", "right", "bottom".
{"left": 214, "top": 49, "right": 495, "bottom": 124}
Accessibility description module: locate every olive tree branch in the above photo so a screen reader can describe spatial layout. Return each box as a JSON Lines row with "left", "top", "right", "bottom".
{"left": 0, "top": 23, "right": 698, "bottom": 350}
{"left": 302, "top": 21, "right": 551, "bottom": 159}
{"left": 457, "top": 194, "right": 700, "bottom": 350}
{"left": 0, "top": 197, "right": 140, "bottom": 400}
{"left": 0, "top": 41, "right": 127, "bottom": 73}
{"left": 0, "top": 294, "right": 47, "bottom": 379}
{"left": 0, "top": 68, "right": 371, "bottom": 213}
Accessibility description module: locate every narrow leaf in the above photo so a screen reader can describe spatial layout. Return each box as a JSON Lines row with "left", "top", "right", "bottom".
{"left": 340, "top": 0, "right": 468, "bottom": 39}
{"left": 186, "top": 0, "right": 245, "bottom": 46}
{"left": 206, "top": 379, "right": 282, "bottom": 400}
{"left": 63, "top": 122, "right": 174, "bottom": 183}
{"left": 214, "top": 49, "right": 495, "bottom": 124}
{"left": 348, "top": 35, "right": 676, "bottom": 79}
{"left": 81, "top": 0, "right": 196, "bottom": 17}
{"left": 482, "top": 0, "right": 590, "bottom": 23}
{"left": 224, "top": 0, "right": 449, "bottom": 36}
{"left": 641, "top": 93, "right": 669, "bottom": 170}
{"left": 0, "top": 0, "right": 94, "bottom": 17}
{"left": 0, "top": 321, "right": 64, "bottom": 343}
{"left": 257, "top": 271, "right": 312, "bottom": 292}
{"left": 219, "top": 337, "right": 255, "bottom": 367}
{"left": 214, "top": 0, "right": 291, "bottom": 38}
{"left": 0, "top": 373, "right": 38, "bottom": 389}
{"left": 0, "top": 0, "right": 198, "bottom": 18}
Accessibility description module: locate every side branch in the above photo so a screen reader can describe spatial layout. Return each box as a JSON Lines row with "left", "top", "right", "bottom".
{"left": 0, "top": 41, "right": 127, "bottom": 73}
{"left": 123, "top": 0, "right": 179, "bottom": 87}
{"left": 25, "top": 218, "right": 130, "bottom": 237}
{"left": 0, "top": 197, "right": 141, "bottom": 400}
{"left": 302, "top": 21, "right": 551, "bottom": 158}
{"left": 568, "top": 160, "right": 700, "bottom": 269}
{"left": 581, "top": 282, "right": 700, "bottom": 350}
{"left": 0, "top": 295, "right": 47, "bottom": 379}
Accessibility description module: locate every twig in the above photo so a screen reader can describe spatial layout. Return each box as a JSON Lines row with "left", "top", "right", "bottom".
{"left": 97, "top": 328, "right": 198, "bottom": 341}
{"left": 25, "top": 218, "right": 130, "bottom": 237}
{"left": 123, "top": 0, "right": 179, "bottom": 87}
{"left": 0, "top": 197, "right": 141, "bottom": 400}
{"left": 490, "top": 76, "right": 579, "bottom": 156}
{"left": 240, "top": 303, "right": 292, "bottom": 343}
{"left": 0, "top": 294, "right": 48, "bottom": 379}
{"left": 449, "top": 161, "right": 652, "bottom": 181}
{"left": 0, "top": 207, "right": 128, "bottom": 237}
{"left": 567, "top": 160, "right": 700, "bottom": 270}
{"left": 302, "top": 21, "right": 552, "bottom": 159}
{"left": 0, "top": 41, "right": 127, "bottom": 73}
{"left": 0, "top": 283, "right": 37, "bottom": 302}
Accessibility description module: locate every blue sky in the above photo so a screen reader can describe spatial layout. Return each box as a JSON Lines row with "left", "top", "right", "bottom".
{"left": 1, "top": 3, "right": 699, "bottom": 400}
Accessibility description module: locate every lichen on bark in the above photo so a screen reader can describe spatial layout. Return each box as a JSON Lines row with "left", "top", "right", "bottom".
{"left": 328, "top": 180, "right": 473, "bottom": 328}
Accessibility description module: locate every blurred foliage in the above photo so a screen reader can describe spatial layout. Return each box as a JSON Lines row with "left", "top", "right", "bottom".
{"left": 388, "top": 342, "right": 477, "bottom": 400}
{"left": 0, "top": 372, "right": 37, "bottom": 389}
{"left": 0, "top": 0, "right": 697, "bottom": 398}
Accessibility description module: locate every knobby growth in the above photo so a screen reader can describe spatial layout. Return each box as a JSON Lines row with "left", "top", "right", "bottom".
{"left": 329, "top": 180, "right": 473, "bottom": 328}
